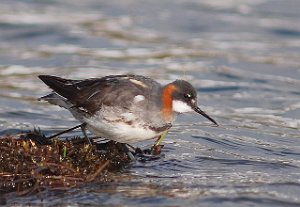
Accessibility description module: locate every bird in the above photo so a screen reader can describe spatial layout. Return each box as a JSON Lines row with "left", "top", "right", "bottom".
{"left": 38, "top": 74, "right": 218, "bottom": 145}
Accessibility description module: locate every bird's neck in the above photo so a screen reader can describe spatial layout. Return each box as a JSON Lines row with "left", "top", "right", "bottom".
{"left": 161, "top": 84, "right": 176, "bottom": 122}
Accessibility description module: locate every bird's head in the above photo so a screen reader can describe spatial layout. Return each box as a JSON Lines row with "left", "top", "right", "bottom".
{"left": 162, "top": 80, "right": 218, "bottom": 126}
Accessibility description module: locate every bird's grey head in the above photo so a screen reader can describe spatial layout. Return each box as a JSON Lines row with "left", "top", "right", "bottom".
{"left": 170, "top": 80, "right": 197, "bottom": 113}
{"left": 170, "top": 80, "right": 218, "bottom": 126}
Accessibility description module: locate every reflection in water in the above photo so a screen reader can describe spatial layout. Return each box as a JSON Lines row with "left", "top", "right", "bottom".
{"left": 1, "top": 0, "right": 300, "bottom": 206}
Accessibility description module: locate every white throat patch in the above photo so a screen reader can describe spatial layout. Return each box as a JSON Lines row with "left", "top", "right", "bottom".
{"left": 172, "top": 100, "right": 194, "bottom": 113}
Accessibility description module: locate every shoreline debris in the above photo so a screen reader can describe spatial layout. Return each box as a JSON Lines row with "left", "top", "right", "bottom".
{"left": 0, "top": 130, "right": 131, "bottom": 196}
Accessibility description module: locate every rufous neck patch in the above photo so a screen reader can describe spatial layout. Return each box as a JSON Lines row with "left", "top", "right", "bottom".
{"left": 161, "top": 84, "right": 177, "bottom": 121}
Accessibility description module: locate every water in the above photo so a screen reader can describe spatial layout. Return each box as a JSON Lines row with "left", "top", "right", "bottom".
{"left": 1, "top": 0, "right": 300, "bottom": 206}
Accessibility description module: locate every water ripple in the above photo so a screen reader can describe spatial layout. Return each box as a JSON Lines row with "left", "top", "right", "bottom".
{"left": 1, "top": 0, "right": 300, "bottom": 206}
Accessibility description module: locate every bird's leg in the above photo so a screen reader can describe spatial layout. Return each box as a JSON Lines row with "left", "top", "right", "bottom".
{"left": 150, "top": 130, "right": 168, "bottom": 155}
{"left": 132, "top": 131, "right": 169, "bottom": 155}
{"left": 126, "top": 143, "right": 137, "bottom": 151}
{"left": 47, "top": 123, "right": 85, "bottom": 139}
{"left": 80, "top": 123, "right": 92, "bottom": 145}
{"left": 125, "top": 144, "right": 136, "bottom": 161}
{"left": 154, "top": 130, "right": 168, "bottom": 146}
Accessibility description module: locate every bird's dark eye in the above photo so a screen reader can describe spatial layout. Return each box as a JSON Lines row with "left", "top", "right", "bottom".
{"left": 184, "top": 93, "right": 192, "bottom": 99}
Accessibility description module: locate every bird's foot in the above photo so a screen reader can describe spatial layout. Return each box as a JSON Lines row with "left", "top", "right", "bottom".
{"left": 151, "top": 144, "right": 164, "bottom": 155}
{"left": 133, "top": 145, "right": 164, "bottom": 161}
{"left": 134, "top": 145, "right": 164, "bottom": 155}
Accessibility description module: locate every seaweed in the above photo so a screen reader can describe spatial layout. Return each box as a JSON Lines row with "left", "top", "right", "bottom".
{"left": 0, "top": 130, "right": 131, "bottom": 196}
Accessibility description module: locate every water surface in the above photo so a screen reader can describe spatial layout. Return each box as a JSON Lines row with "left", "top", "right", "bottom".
{"left": 1, "top": 0, "right": 300, "bottom": 206}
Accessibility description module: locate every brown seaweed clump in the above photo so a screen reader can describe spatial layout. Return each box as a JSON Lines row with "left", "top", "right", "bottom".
{"left": 0, "top": 131, "right": 131, "bottom": 196}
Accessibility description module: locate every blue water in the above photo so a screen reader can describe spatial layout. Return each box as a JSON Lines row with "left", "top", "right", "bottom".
{"left": 1, "top": 0, "right": 300, "bottom": 206}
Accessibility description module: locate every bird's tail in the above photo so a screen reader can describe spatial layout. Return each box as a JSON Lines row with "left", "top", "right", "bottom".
{"left": 39, "top": 92, "right": 72, "bottom": 109}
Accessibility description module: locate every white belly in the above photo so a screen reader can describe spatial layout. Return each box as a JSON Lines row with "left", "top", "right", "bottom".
{"left": 83, "top": 114, "right": 162, "bottom": 144}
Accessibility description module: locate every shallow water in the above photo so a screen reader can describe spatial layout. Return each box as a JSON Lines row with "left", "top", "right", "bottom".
{"left": 1, "top": 0, "right": 300, "bottom": 206}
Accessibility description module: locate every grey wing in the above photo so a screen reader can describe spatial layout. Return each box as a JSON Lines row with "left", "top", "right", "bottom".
{"left": 39, "top": 75, "right": 161, "bottom": 115}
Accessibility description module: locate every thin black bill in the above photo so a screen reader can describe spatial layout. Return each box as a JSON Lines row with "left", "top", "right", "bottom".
{"left": 193, "top": 106, "right": 218, "bottom": 126}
